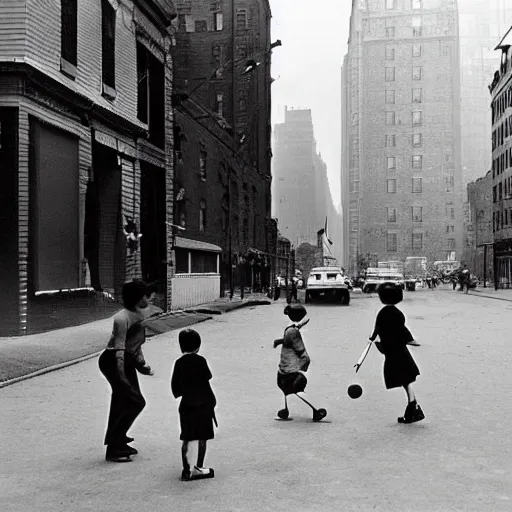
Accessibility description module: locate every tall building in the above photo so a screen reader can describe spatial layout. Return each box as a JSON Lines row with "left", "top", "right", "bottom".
{"left": 172, "top": 0, "right": 275, "bottom": 299}
{"left": 272, "top": 107, "right": 342, "bottom": 262}
{"left": 341, "top": 0, "right": 463, "bottom": 274}
{"left": 490, "top": 27, "right": 512, "bottom": 288}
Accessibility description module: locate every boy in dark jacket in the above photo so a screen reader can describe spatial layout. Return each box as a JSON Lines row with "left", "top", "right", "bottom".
{"left": 171, "top": 329, "right": 216, "bottom": 481}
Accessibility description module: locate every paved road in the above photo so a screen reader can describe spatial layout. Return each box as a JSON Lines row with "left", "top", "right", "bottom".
{"left": 2, "top": 288, "right": 512, "bottom": 512}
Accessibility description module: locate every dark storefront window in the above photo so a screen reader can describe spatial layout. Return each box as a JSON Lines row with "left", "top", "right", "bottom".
{"left": 191, "top": 251, "right": 217, "bottom": 273}
{"left": 175, "top": 248, "right": 189, "bottom": 274}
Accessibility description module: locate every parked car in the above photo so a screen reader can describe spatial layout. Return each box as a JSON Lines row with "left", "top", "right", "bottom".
{"left": 363, "top": 268, "right": 405, "bottom": 294}
{"left": 305, "top": 267, "right": 351, "bottom": 305}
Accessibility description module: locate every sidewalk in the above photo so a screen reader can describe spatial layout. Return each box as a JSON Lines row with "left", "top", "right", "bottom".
{"left": 438, "top": 283, "right": 512, "bottom": 302}
{"left": 0, "top": 294, "right": 271, "bottom": 387}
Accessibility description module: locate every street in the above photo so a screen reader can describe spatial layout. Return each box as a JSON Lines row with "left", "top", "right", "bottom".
{"left": 2, "top": 288, "right": 512, "bottom": 512}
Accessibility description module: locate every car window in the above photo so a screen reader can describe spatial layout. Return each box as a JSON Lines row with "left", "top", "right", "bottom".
{"left": 326, "top": 273, "right": 337, "bottom": 280}
{"left": 314, "top": 274, "right": 321, "bottom": 280}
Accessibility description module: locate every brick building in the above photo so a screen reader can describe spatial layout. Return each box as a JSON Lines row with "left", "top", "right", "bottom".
{"left": 0, "top": 0, "right": 176, "bottom": 335}
{"left": 272, "top": 107, "right": 343, "bottom": 263}
{"left": 341, "top": 0, "right": 464, "bottom": 274}
{"left": 490, "top": 27, "right": 512, "bottom": 289}
{"left": 463, "top": 171, "right": 493, "bottom": 282}
{"left": 171, "top": 0, "right": 275, "bottom": 300}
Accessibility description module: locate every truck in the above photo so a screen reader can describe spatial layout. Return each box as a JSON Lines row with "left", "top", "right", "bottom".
{"left": 362, "top": 268, "right": 405, "bottom": 293}
{"left": 403, "top": 257, "right": 427, "bottom": 291}
{"left": 305, "top": 266, "right": 351, "bottom": 305}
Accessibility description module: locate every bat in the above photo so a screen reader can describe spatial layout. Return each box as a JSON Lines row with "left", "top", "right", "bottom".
{"left": 354, "top": 340, "right": 374, "bottom": 373}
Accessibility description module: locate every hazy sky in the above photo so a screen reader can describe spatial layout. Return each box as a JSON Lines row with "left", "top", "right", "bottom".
{"left": 270, "top": 1, "right": 352, "bottom": 210}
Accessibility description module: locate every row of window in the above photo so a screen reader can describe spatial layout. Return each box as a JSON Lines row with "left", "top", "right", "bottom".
{"left": 385, "top": 89, "right": 423, "bottom": 104}
{"left": 386, "top": 155, "right": 423, "bottom": 170}
{"left": 386, "top": 206, "right": 424, "bottom": 222}
{"left": 385, "top": 133, "right": 423, "bottom": 147}
{"left": 493, "top": 176, "right": 512, "bottom": 203}
{"left": 386, "top": 44, "right": 423, "bottom": 60}
{"left": 177, "top": 8, "right": 248, "bottom": 33}
{"left": 386, "top": 111, "right": 423, "bottom": 126}
{"left": 385, "top": 67, "right": 423, "bottom": 81}
{"left": 493, "top": 146, "right": 512, "bottom": 178}
{"left": 491, "top": 84, "right": 512, "bottom": 124}
{"left": 492, "top": 115, "right": 512, "bottom": 151}
{"left": 386, "top": 0, "right": 422, "bottom": 10}
{"left": 493, "top": 209, "right": 512, "bottom": 233}
{"left": 386, "top": 233, "right": 455, "bottom": 252}
{"left": 385, "top": 177, "right": 454, "bottom": 193}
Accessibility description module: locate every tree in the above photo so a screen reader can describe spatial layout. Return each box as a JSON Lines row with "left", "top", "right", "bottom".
{"left": 296, "top": 243, "right": 322, "bottom": 279}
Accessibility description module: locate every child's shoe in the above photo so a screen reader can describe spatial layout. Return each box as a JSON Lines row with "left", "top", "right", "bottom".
{"left": 180, "top": 468, "right": 192, "bottom": 481}
{"left": 191, "top": 466, "right": 215, "bottom": 479}
{"left": 105, "top": 445, "right": 132, "bottom": 462}
{"left": 312, "top": 408, "right": 327, "bottom": 422}
{"left": 398, "top": 401, "right": 425, "bottom": 424}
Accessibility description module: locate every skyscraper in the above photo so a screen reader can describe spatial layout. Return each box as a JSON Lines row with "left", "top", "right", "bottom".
{"left": 341, "top": 0, "right": 463, "bottom": 273}
{"left": 273, "top": 107, "right": 342, "bottom": 262}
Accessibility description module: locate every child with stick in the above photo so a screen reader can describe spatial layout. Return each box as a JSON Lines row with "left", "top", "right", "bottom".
{"left": 369, "top": 283, "right": 425, "bottom": 424}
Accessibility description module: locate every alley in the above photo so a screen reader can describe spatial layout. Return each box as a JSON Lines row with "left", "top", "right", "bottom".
{"left": 2, "top": 289, "right": 512, "bottom": 512}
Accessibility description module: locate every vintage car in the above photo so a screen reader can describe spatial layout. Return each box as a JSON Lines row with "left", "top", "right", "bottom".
{"left": 362, "top": 268, "right": 405, "bottom": 294}
{"left": 305, "top": 267, "right": 351, "bottom": 305}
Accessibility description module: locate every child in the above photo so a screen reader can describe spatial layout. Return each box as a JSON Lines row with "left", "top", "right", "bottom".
{"left": 98, "top": 280, "right": 152, "bottom": 462}
{"left": 171, "top": 329, "right": 217, "bottom": 481}
{"left": 369, "top": 283, "right": 425, "bottom": 424}
{"left": 273, "top": 305, "right": 327, "bottom": 421}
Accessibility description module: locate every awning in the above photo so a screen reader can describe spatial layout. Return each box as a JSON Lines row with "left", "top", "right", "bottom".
{"left": 174, "top": 237, "right": 222, "bottom": 253}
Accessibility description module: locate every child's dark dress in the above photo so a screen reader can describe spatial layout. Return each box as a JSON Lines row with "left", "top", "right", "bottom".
{"left": 171, "top": 354, "right": 217, "bottom": 441}
{"left": 370, "top": 305, "right": 420, "bottom": 389}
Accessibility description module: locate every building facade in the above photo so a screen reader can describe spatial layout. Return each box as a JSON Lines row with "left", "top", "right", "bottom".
{"left": 272, "top": 107, "right": 343, "bottom": 263}
{"left": 0, "top": 0, "right": 176, "bottom": 335}
{"left": 490, "top": 27, "right": 512, "bottom": 288}
{"left": 341, "top": 0, "right": 463, "bottom": 274}
{"left": 463, "top": 171, "right": 494, "bottom": 282}
{"left": 171, "top": 0, "right": 275, "bottom": 299}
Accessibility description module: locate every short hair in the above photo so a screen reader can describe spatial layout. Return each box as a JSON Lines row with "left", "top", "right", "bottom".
{"left": 284, "top": 304, "right": 307, "bottom": 322}
{"left": 179, "top": 329, "right": 201, "bottom": 353}
{"left": 122, "top": 280, "right": 149, "bottom": 310}
{"left": 378, "top": 282, "right": 403, "bottom": 305}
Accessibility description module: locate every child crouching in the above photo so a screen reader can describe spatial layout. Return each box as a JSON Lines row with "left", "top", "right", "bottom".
{"left": 171, "top": 329, "right": 217, "bottom": 481}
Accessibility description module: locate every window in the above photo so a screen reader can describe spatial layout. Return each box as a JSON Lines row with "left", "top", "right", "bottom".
{"left": 446, "top": 176, "right": 454, "bottom": 192}
{"left": 101, "top": 0, "right": 116, "bottom": 92}
{"left": 386, "top": 46, "right": 395, "bottom": 60}
{"left": 412, "top": 155, "right": 423, "bottom": 169}
{"left": 199, "top": 150, "right": 207, "bottom": 180}
{"left": 216, "top": 93, "right": 224, "bottom": 116}
{"left": 236, "top": 9, "right": 248, "bottom": 30}
{"left": 412, "top": 177, "right": 422, "bottom": 193}
{"left": 386, "top": 90, "right": 395, "bottom": 104}
{"left": 387, "top": 156, "right": 396, "bottom": 170}
{"left": 413, "top": 133, "right": 422, "bottom": 147}
{"left": 195, "top": 20, "right": 208, "bottom": 32}
{"left": 412, "top": 44, "right": 422, "bottom": 57}
{"left": 239, "top": 89, "right": 248, "bottom": 111}
{"left": 387, "top": 207, "right": 397, "bottom": 222}
{"left": 210, "top": 1, "right": 221, "bottom": 10}
{"left": 412, "top": 206, "right": 423, "bottom": 222}
{"left": 386, "top": 27, "right": 395, "bottom": 38}
{"left": 412, "top": 88, "right": 423, "bottom": 103}
{"left": 412, "top": 0, "right": 422, "bottom": 9}
{"left": 385, "top": 67, "right": 395, "bottom": 82}
{"left": 214, "top": 12, "right": 223, "bottom": 31}
{"left": 447, "top": 238, "right": 455, "bottom": 250}
{"left": 191, "top": 251, "right": 217, "bottom": 273}
{"left": 386, "top": 0, "right": 395, "bottom": 9}
{"left": 412, "top": 66, "right": 422, "bottom": 80}
{"left": 386, "top": 134, "right": 396, "bottom": 147}
{"left": 412, "top": 111, "right": 422, "bottom": 126}
{"left": 199, "top": 200, "right": 206, "bottom": 231}
{"left": 175, "top": 249, "right": 189, "bottom": 274}
{"left": 61, "top": 0, "right": 77, "bottom": 71}
{"left": 443, "top": 45, "right": 451, "bottom": 56}
{"left": 387, "top": 232, "right": 397, "bottom": 252}
{"left": 493, "top": 185, "right": 497, "bottom": 203}
{"left": 448, "top": 205, "right": 455, "bottom": 219}
{"left": 177, "top": 14, "right": 186, "bottom": 32}
{"left": 412, "top": 17, "right": 422, "bottom": 36}
{"left": 412, "top": 233, "right": 423, "bottom": 250}
{"left": 243, "top": 217, "right": 249, "bottom": 243}
{"left": 386, "top": 112, "right": 396, "bottom": 125}
{"left": 137, "top": 44, "right": 149, "bottom": 124}
{"left": 387, "top": 179, "right": 397, "bottom": 193}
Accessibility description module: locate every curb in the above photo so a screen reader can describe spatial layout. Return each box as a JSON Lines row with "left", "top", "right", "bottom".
{"left": 0, "top": 350, "right": 102, "bottom": 389}
{"left": 438, "top": 288, "right": 512, "bottom": 303}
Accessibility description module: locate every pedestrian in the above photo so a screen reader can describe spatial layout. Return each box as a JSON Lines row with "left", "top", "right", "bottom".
{"left": 273, "top": 305, "right": 327, "bottom": 421}
{"left": 369, "top": 283, "right": 425, "bottom": 424}
{"left": 274, "top": 276, "right": 281, "bottom": 301}
{"left": 171, "top": 329, "right": 217, "bottom": 481}
{"left": 98, "top": 280, "right": 152, "bottom": 462}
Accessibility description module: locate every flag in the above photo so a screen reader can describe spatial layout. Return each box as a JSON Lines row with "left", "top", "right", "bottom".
{"left": 325, "top": 217, "right": 333, "bottom": 245}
